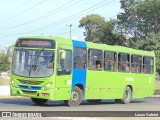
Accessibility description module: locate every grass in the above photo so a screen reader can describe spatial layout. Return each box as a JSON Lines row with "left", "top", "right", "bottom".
{"left": 155, "top": 81, "right": 160, "bottom": 95}
{"left": 154, "top": 89, "right": 160, "bottom": 95}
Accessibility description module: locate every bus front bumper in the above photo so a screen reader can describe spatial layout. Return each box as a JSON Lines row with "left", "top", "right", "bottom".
{"left": 10, "top": 85, "right": 54, "bottom": 100}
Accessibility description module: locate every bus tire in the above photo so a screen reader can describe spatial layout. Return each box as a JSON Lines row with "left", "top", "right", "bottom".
{"left": 67, "top": 86, "right": 83, "bottom": 107}
{"left": 31, "top": 98, "right": 48, "bottom": 105}
{"left": 87, "top": 99, "right": 101, "bottom": 104}
{"left": 121, "top": 86, "right": 132, "bottom": 104}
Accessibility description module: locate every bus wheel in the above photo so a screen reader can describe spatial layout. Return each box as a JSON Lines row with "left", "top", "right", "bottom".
{"left": 31, "top": 98, "right": 48, "bottom": 105}
{"left": 121, "top": 86, "right": 132, "bottom": 104}
{"left": 67, "top": 86, "right": 83, "bottom": 107}
{"left": 87, "top": 99, "right": 101, "bottom": 104}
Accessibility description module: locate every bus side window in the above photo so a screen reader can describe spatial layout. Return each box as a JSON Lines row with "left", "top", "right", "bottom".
{"left": 74, "top": 47, "right": 86, "bottom": 69}
{"left": 131, "top": 55, "right": 142, "bottom": 73}
{"left": 88, "top": 49, "right": 102, "bottom": 70}
{"left": 104, "top": 51, "right": 117, "bottom": 71}
{"left": 143, "top": 57, "right": 154, "bottom": 74}
{"left": 118, "top": 53, "right": 130, "bottom": 72}
{"left": 57, "top": 49, "right": 72, "bottom": 75}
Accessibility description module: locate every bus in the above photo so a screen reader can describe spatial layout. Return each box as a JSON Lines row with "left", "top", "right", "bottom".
{"left": 10, "top": 36, "right": 155, "bottom": 106}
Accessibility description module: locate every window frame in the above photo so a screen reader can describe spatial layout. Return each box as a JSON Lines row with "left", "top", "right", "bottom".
{"left": 73, "top": 46, "right": 87, "bottom": 69}
{"left": 118, "top": 52, "right": 130, "bottom": 73}
{"left": 88, "top": 48, "right": 103, "bottom": 71}
{"left": 131, "top": 55, "right": 142, "bottom": 74}
{"left": 57, "top": 48, "right": 72, "bottom": 76}
{"left": 104, "top": 50, "right": 117, "bottom": 72}
{"left": 143, "top": 56, "right": 154, "bottom": 74}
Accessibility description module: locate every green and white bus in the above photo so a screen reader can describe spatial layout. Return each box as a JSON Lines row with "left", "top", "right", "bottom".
{"left": 10, "top": 36, "right": 155, "bottom": 106}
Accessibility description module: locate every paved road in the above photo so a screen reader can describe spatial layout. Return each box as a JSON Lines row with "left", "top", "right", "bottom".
{"left": 0, "top": 97, "right": 160, "bottom": 119}
{"left": 0, "top": 97, "right": 159, "bottom": 111}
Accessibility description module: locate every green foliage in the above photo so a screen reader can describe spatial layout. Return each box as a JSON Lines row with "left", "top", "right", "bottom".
{"left": 79, "top": 14, "right": 106, "bottom": 42}
{"left": 6, "top": 44, "right": 14, "bottom": 64}
{"left": 78, "top": 1, "right": 160, "bottom": 72}
{"left": 135, "top": 33, "right": 160, "bottom": 70}
{"left": 117, "top": 0, "right": 138, "bottom": 38}
{"left": 117, "top": 0, "right": 160, "bottom": 39}
{"left": 79, "top": 14, "right": 125, "bottom": 45}
{"left": 0, "top": 51, "right": 10, "bottom": 73}
{"left": 135, "top": 0, "right": 160, "bottom": 36}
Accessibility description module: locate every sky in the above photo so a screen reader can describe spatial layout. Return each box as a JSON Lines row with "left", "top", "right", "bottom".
{"left": 0, "top": 0, "right": 121, "bottom": 50}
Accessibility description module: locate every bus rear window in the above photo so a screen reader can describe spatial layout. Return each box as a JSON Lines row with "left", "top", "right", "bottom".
{"left": 15, "top": 39, "right": 55, "bottom": 48}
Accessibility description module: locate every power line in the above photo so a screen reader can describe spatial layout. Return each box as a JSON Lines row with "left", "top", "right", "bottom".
{"left": 0, "top": 0, "right": 47, "bottom": 23}
{"left": 0, "top": 0, "right": 81, "bottom": 31}
{"left": 56, "top": 16, "right": 117, "bottom": 36}
{"left": 0, "top": 0, "right": 116, "bottom": 38}
{"left": 18, "top": 0, "right": 115, "bottom": 35}
{"left": 0, "top": 0, "right": 32, "bottom": 15}
{"left": 56, "top": 28, "right": 80, "bottom": 35}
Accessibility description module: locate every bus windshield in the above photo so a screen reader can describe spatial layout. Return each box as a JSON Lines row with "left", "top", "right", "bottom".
{"left": 12, "top": 49, "right": 54, "bottom": 77}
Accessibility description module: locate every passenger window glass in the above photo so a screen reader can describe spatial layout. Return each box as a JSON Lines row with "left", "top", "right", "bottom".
{"left": 118, "top": 53, "right": 130, "bottom": 72}
{"left": 131, "top": 55, "right": 142, "bottom": 73}
{"left": 74, "top": 47, "right": 87, "bottom": 69}
{"left": 88, "top": 49, "right": 102, "bottom": 70}
{"left": 143, "top": 57, "right": 154, "bottom": 74}
{"left": 57, "top": 49, "right": 72, "bottom": 75}
{"left": 104, "top": 51, "right": 117, "bottom": 71}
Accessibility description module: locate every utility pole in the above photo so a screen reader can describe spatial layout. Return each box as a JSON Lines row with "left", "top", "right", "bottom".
{"left": 66, "top": 24, "right": 72, "bottom": 40}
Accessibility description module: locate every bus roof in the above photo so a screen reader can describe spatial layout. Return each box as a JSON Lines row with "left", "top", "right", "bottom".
{"left": 18, "top": 36, "right": 70, "bottom": 41}
{"left": 86, "top": 42, "right": 155, "bottom": 57}
{"left": 17, "top": 36, "right": 155, "bottom": 57}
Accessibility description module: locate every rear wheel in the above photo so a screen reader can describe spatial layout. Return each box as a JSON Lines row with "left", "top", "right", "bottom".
{"left": 65, "top": 86, "right": 83, "bottom": 107}
{"left": 31, "top": 98, "right": 48, "bottom": 105}
{"left": 87, "top": 99, "right": 101, "bottom": 104}
{"left": 121, "top": 86, "right": 132, "bottom": 104}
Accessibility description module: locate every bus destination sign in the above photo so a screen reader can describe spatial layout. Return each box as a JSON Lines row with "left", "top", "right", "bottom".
{"left": 16, "top": 39, "right": 55, "bottom": 48}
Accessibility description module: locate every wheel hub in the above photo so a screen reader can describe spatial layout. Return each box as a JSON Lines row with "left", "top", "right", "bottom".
{"left": 71, "top": 91, "right": 79, "bottom": 102}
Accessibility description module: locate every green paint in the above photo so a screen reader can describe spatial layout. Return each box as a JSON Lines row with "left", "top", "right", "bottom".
{"left": 10, "top": 36, "right": 155, "bottom": 103}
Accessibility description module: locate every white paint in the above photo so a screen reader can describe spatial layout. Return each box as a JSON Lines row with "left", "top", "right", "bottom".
{"left": 125, "top": 77, "right": 134, "bottom": 82}
{"left": 67, "top": 80, "right": 71, "bottom": 85}
{"left": 0, "top": 86, "right": 10, "bottom": 96}
{"left": 148, "top": 77, "right": 152, "bottom": 84}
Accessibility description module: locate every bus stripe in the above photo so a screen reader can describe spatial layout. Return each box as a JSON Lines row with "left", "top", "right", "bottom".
{"left": 71, "top": 40, "right": 87, "bottom": 94}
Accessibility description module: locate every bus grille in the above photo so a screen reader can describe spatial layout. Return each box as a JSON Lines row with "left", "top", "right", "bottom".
{"left": 22, "top": 90, "right": 37, "bottom": 95}
{"left": 18, "top": 80, "right": 43, "bottom": 85}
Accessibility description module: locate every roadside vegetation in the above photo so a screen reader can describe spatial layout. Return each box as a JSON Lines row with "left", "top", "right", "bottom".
{"left": 0, "top": 0, "right": 160, "bottom": 93}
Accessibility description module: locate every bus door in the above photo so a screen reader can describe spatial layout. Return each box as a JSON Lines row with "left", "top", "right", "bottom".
{"left": 54, "top": 46, "right": 72, "bottom": 100}
{"left": 85, "top": 49, "right": 103, "bottom": 99}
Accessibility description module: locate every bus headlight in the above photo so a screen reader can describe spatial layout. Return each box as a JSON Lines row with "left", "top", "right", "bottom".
{"left": 11, "top": 80, "right": 18, "bottom": 88}
{"left": 43, "top": 83, "right": 51, "bottom": 90}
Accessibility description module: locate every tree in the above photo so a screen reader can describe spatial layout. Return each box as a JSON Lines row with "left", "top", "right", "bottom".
{"left": 117, "top": 0, "right": 160, "bottom": 40}
{"left": 135, "top": 32, "right": 160, "bottom": 70}
{"left": 79, "top": 14, "right": 125, "bottom": 45}
{"left": 117, "top": 0, "right": 137, "bottom": 38}
{"left": 135, "top": 0, "right": 160, "bottom": 36}
{"left": 79, "top": 14, "right": 106, "bottom": 42}
{"left": 6, "top": 44, "right": 14, "bottom": 64}
{"left": 0, "top": 51, "right": 10, "bottom": 74}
